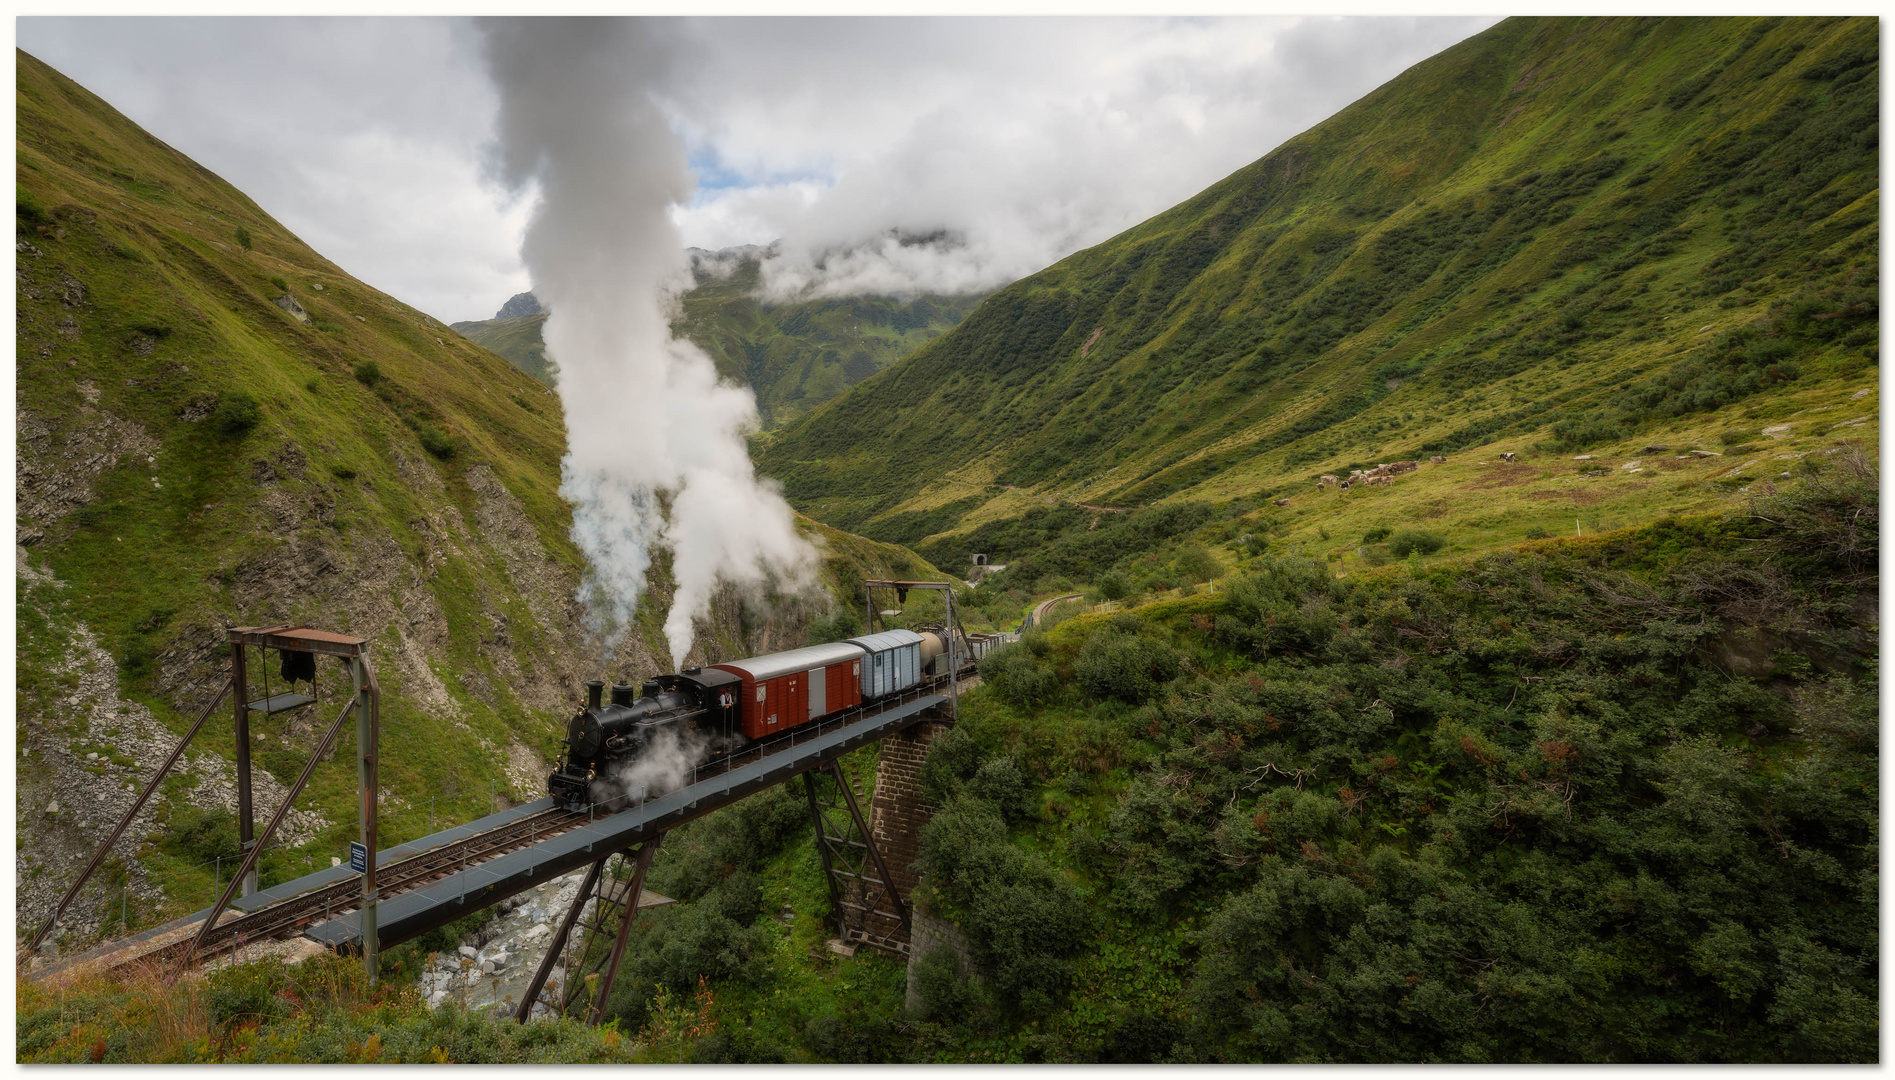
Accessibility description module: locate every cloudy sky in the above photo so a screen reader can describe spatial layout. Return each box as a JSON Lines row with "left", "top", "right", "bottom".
{"left": 19, "top": 16, "right": 1500, "bottom": 324}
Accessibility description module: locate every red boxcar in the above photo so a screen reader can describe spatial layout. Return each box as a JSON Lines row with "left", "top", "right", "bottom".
{"left": 708, "top": 641, "right": 865, "bottom": 739}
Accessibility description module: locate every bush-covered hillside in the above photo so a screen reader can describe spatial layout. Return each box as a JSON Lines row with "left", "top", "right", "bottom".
{"left": 759, "top": 16, "right": 1878, "bottom": 572}
{"left": 907, "top": 458, "right": 1877, "bottom": 1063}
{"left": 578, "top": 453, "right": 1874, "bottom": 1063}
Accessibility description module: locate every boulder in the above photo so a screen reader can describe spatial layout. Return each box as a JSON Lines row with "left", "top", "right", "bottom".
{"left": 272, "top": 294, "right": 309, "bottom": 323}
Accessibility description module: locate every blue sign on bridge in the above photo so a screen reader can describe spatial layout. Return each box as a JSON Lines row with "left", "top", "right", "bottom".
{"left": 349, "top": 842, "right": 368, "bottom": 874}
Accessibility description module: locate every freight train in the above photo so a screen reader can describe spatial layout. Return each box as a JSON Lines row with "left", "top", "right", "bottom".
{"left": 549, "top": 626, "right": 1013, "bottom": 811}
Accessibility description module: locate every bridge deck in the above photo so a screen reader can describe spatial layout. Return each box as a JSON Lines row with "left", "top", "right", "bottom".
{"left": 28, "top": 799, "right": 560, "bottom": 980}
{"left": 30, "top": 691, "right": 946, "bottom": 977}
{"left": 307, "top": 694, "right": 945, "bottom": 952}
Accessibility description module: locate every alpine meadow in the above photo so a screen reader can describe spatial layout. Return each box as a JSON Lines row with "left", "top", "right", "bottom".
{"left": 16, "top": 15, "right": 1880, "bottom": 1065}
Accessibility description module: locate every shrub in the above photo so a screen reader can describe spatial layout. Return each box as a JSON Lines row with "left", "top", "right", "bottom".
{"left": 399, "top": 907, "right": 488, "bottom": 957}
{"left": 977, "top": 643, "right": 1061, "bottom": 711}
{"left": 204, "top": 961, "right": 290, "bottom": 1031}
{"left": 162, "top": 803, "right": 243, "bottom": 863}
{"left": 1099, "top": 1010, "right": 1195, "bottom": 1063}
{"left": 116, "top": 632, "right": 156, "bottom": 681}
{"left": 269, "top": 275, "right": 288, "bottom": 293}
{"left": 966, "top": 756, "right": 1037, "bottom": 825}
{"left": 1097, "top": 570, "right": 1130, "bottom": 602}
{"left": 1385, "top": 529, "right": 1446, "bottom": 557}
{"left": 691, "top": 1029, "right": 790, "bottom": 1064}
{"left": 1362, "top": 525, "right": 1392, "bottom": 544}
{"left": 418, "top": 426, "right": 455, "bottom": 459}
{"left": 909, "top": 948, "right": 983, "bottom": 1024}
{"left": 353, "top": 361, "right": 381, "bottom": 387}
{"left": 1077, "top": 630, "right": 1182, "bottom": 705}
{"left": 915, "top": 796, "right": 1091, "bottom": 1015}
{"left": 804, "top": 608, "right": 861, "bottom": 646}
{"left": 1524, "top": 526, "right": 1553, "bottom": 540}
{"left": 234, "top": 225, "right": 252, "bottom": 251}
{"left": 208, "top": 390, "right": 261, "bottom": 436}
{"left": 1174, "top": 544, "right": 1222, "bottom": 585}
{"left": 1547, "top": 414, "right": 1626, "bottom": 451}
{"left": 920, "top": 722, "right": 988, "bottom": 804}
{"left": 1743, "top": 449, "right": 1877, "bottom": 582}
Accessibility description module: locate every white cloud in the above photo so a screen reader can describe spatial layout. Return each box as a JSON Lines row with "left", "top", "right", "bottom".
{"left": 18, "top": 15, "right": 1501, "bottom": 316}
{"left": 661, "top": 16, "right": 1501, "bottom": 298}
{"left": 18, "top": 16, "right": 530, "bottom": 323}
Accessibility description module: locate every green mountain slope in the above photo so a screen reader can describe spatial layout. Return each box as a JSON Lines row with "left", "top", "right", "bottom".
{"left": 13, "top": 49, "right": 961, "bottom": 944}
{"left": 674, "top": 257, "right": 985, "bottom": 429}
{"left": 450, "top": 258, "right": 985, "bottom": 427}
{"left": 758, "top": 16, "right": 1878, "bottom": 576}
{"left": 450, "top": 309, "right": 554, "bottom": 384}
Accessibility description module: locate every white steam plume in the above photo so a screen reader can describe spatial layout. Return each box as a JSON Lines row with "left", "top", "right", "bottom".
{"left": 479, "top": 19, "right": 818, "bottom": 668}
{"left": 600, "top": 727, "right": 708, "bottom": 806}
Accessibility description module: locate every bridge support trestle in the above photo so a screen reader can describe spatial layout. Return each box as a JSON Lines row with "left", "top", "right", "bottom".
{"left": 515, "top": 835, "right": 663, "bottom": 1025}
{"left": 807, "top": 758, "right": 912, "bottom": 956}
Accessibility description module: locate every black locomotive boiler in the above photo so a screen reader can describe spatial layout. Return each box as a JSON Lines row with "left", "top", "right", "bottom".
{"left": 548, "top": 668, "right": 743, "bottom": 812}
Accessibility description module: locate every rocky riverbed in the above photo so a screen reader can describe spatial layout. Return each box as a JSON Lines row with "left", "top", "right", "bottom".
{"left": 416, "top": 868, "right": 597, "bottom": 1021}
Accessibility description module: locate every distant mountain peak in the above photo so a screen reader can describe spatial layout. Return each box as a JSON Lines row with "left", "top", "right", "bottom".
{"left": 496, "top": 291, "right": 542, "bottom": 320}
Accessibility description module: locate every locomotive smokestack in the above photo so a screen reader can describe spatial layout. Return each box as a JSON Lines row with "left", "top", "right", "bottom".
{"left": 586, "top": 680, "right": 604, "bottom": 709}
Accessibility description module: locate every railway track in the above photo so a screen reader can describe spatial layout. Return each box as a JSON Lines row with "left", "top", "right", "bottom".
{"left": 106, "top": 665, "right": 981, "bottom": 972}
{"left": 1023, "top": 593, "right": 1082, "bottom": 629}
{"left": 130, "top": 805, "right": 591, "bottom": 969}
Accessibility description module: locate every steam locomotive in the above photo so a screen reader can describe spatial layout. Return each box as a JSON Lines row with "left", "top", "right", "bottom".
{"left": 549, "top": 626, "right": 1011, "bottom": 811}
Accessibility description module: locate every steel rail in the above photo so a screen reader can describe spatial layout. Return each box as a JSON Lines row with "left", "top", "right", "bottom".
{"left": 108, "top": 664, "right": 979, "bottom": 971}
{"left": 133, "top": 807, "right": 586, "bottom": 971}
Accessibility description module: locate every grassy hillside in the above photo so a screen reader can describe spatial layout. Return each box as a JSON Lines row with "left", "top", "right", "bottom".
{"left": 675, "top": 257, "right": 984, "bottom": 429}
{"left": 451, "top": 259, "right": 985, "bottom": 428}
{"left": 449, "top": 310, "right": 554, "bottom": 384}
{"left": 13, "top": 48, "right": 958, "bottom": 948}
{"left": 758, "top": 16, "right": 1878, "bottom": 581}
